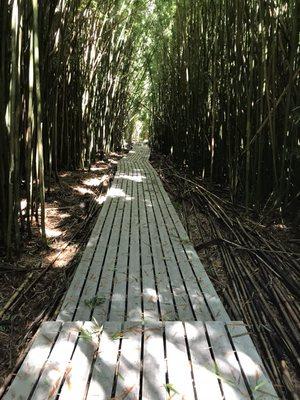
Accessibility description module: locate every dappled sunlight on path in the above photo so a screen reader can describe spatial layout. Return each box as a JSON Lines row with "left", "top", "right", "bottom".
{"left": 3, "top": 146, "right": 278, "bottom": 400}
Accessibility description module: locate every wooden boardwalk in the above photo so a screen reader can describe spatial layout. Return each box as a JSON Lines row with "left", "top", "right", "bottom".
{"left": 3, "top": 146, "right": 278, "bottom": 399}
{"left": 57, "top": 146, "right": 229, "bottom": 323}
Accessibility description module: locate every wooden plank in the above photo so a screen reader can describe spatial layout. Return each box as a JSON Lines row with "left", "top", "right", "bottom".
{"left": 59, "top": 321, "right": 101, "bottom": 400}
{"left": 165, "top": 321, "right": 195, "bottom": 399}
{"left": 147, "top": 165, "right": 212, "bottom": 320}
{"left": 76, "top": 159, "right": 126, "bottom": 266}
{"left": 126, "top": 165, "right": 143, "bottom": 320}
{"left": 146, "top": 162, "right": 211, "bottom": 320}
{"left": 109, "top": 166, "right": 133, "bottom": 320}
{"left": 114, "top": 322, "right": 142, "bottom": 399}
{"left": 145, "top": 160, "right": 230, "bottom": 321}
{"left": 227, "top": 322, "right": 279, "bottom": 399}
{"left": 86, "top": 322, "right": 122, "bottom": 399}
{"left": 31, "top": 322, "right": 82, "bottom": 400}
{"left": 3, "top": 321, "right": 61, "bottom": 400}
{"left": 138, "top": 160, "right": 160, "bottom": 322}
{"left": 57, "top": 195, "right": 115, "bottom": 322}
{"left": 151, "top": 161, "right": 229, "bottom": 318}
{"left": 142, "top": 322, "right": 166, "bottom": 400}
{"left": 57, "top": 172, "right": 123, "bottom": 322}
{"left": 206, "top": 321, "right": 250, "bottom": 400}
{"left": 185, "top": 322, "right": 223, "bottom": 399}
{"left": 74, "top": 169, "right": 128, "bottom": 321}
{"left": 80, "top": 190, "right": 113, "bottom": 263}
{"left": 140, "top": 160, "right": 195, "bottom": 321}
{"left": 91, "top": 169, "right": 129, "bottom": 322}
{"left": 142, "top": 172, "right": 177, "bottom": 321}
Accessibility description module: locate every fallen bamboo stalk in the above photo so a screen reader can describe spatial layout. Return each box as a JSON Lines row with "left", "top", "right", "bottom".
{"left": 0, "top": 273, "right": 34, "bottom": 319}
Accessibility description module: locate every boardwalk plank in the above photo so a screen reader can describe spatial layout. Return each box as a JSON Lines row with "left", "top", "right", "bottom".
{"left": 86, "top": 322, "right": 122, "bottom": 399}
{"left": 146, "top": 162, "right": 212, "bottom": 320}
{"left": 143, "top": 172, "right": 177, "bottom": 321}
{"left": 126, "top": 166, "right": 143, "bottom": 320}
{"left": 31, "top": 322, "right": 82, "bottom": 400}
{"left": 142, "top": 322, "right": 166, "bottom": 400}
{"left": 206, "top": 321, "right": 250, "bottom": 400}
{"left": 141, "top": 161, "right": 195, "bottom": 321}
{"left": 90, "top": 172, "right": 129, "bottom": 322}
{"left": 227, "top": 322, "right": 278, "bottom": 399}
{"left": 109, "top": 168, "right": 133, "bottom": 320}
{"left": 3, "top": 320, "right": 278, "bottom": 399}
{"left": 59, "top": 321, "right": 100, "bottom": 400}
{"left": 185, "top": 321, "right": 223, "bottom": 399}
{"left": 147, "top": 162, "right": 230, "bottom": 321}
{"left": 57, "top": 170, "right": 123, "bottom": 322}
{"left": 165, "top": 321, "right": 195, "bottom": 400}
{"left": 3, "top": 322, "right": 61, "bottom": 400}
{"left": 74, "top": 168, "right": 128, "bottom": 321}
{"left": 114, "top": 322, "right": 142, "bottom": 399}
{"left": 138, "top": 161, "right": 160, "bottom": 322}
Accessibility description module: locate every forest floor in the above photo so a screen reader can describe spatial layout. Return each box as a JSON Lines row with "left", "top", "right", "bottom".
{"left": 0, "top": 152, "right": 123, "bottom": 391}
{"left": 151, "top": 154, "right": 300, "bottom": 400}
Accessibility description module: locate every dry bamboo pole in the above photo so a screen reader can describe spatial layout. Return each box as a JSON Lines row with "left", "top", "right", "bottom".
{"left": 32, "top": 0, "right": 46, "bottom": 244}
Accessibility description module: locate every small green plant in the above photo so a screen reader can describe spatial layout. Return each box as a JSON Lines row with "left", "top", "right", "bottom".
{"left": 164, "top": 383, "right": 179, "bottom": 398}
{"left": 111, "top": 330, "right": 125, "bottom": 340}
{"left": 80, "top": 320, "right": 103, "bottom": 342}
{"left": 84, "top": 296, "right": 106, "bottom": 308}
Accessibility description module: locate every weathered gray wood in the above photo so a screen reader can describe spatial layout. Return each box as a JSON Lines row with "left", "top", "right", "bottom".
{"left": 145, "top": 161, "right": 211, "bottom": 320}
{"left": 227, "top": 322, "right": 278, "bottom": 399}
{"left": 31, "top": 322, "right": 82, "bottom": 400}
{"left": 142, "top": 322, "right": 167, "bottom": 400}
{"left": 146, "top": 161, "right": 230, "bottom": 321}
{"left": 114, "top": 322, "right": 142, "bottom": 399}
{"left": 126, "top": 166, "right": 142, "bottom": 320}
{"left": 206, "top": 321, "right": 250, "bottom": 400}
{"left": 86, "top": 322, "right": 122, "bottom": 399}
{"left": 147, "top": 164, "right": 213, "bottom": 320}
{"left": 109, "top": 166, "right": 133, "bottom": 320}
{"left": 57, "top": 144, "right": 230, "bottom": 324}
{"left": 143, "top": 172, "right": 177, "bottom": 321}
{"left": 59, "top": 321, "right": 100, "bottom": 400}
{"left": 3, "top": 322, "right": 61, "bottom": 400}
{"left": 74, "top": 168, "right": 128, "bottom": 321}
{"left": 165, "top": 321, "right": 195, "bottom": 399}
{"left": 57, "top": 170, "right": 123, "bottom": 322}
{"left": 141, "top": 160, "right": 195, "bottom": 320}
{"left": 90, "top": 170, "right": 129, "bottom": 322}
{"left": 138, "top": 160, "right": 160, "bottom": 322}
{"left": 185, "top": 321, "right": 223, "bottom": 399}
{"left": 3, "top": 319, "right": 278, "bottom": 400}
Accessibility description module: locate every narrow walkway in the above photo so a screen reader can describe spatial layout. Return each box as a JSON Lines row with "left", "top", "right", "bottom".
{"left": 3, "top": 147, "right": 278, "bottom": 400}
{"left": 58, "top": 145, "right": 229, "bottom": 323}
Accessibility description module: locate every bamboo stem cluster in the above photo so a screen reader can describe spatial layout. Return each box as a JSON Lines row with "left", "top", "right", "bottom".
{"left": 150, "top": 0, "right": 299, "bottom": 212}
{"left": 0, "top": 0, "right": 141, "bottom": 255}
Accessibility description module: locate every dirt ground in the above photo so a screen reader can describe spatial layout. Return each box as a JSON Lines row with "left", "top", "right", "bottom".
{"left": 0, "top": 153, "right": 123, "bottom": 390}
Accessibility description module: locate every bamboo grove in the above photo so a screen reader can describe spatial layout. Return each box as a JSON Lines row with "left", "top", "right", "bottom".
{"left": 150, "top": 0, "right": 300, "bottom": 212}
{"left": 0, "top": 0, "right": 144, "bottom": 255}
{"left": 1, "top": 0, "right": 299, "bottom": 255}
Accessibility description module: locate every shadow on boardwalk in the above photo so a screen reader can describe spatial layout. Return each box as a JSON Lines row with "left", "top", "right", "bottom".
{"left": 1, "top": 147, "right": 278, "bottom": 400}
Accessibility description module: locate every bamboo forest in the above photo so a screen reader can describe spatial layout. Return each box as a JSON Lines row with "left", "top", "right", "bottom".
{"left": 0, "top": 1, "right": 299, "bottom": 399}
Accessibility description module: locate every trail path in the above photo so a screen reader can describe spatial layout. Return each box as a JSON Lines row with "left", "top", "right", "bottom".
{"left": 3, "top": 146, "right": 278, "bottom": 400}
